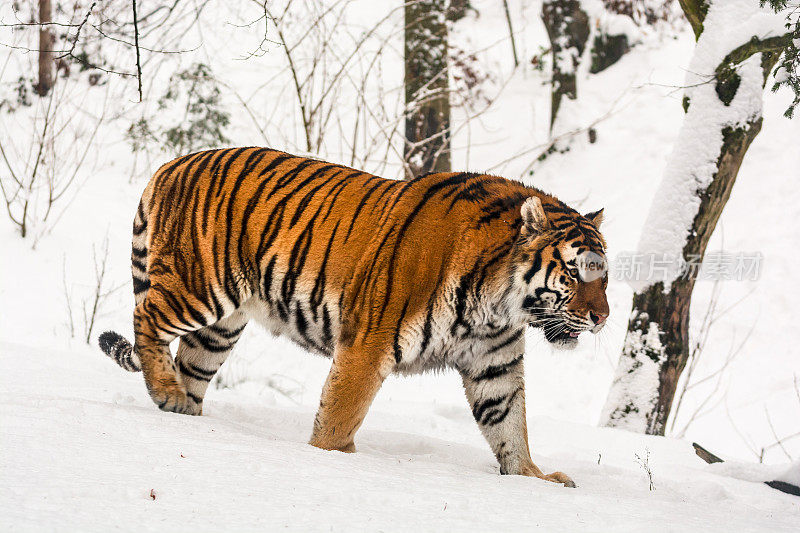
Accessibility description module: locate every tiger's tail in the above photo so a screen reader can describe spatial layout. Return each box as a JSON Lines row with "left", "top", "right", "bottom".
{"left": 98, "top": 331, "right": 141, "bottom": 372}
{"left": 99, "top": 195, "right": 152, "bottom": 373}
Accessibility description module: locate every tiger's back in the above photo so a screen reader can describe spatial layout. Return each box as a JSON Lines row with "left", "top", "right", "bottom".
{"left": 138, "top": 147, "right": 396, "bottom": 358}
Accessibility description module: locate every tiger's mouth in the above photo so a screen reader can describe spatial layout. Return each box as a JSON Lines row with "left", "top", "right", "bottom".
{"left": 543, "top": 324, "right": 581, "bottom": 343}
{"left": 527, "top": 311, "right": 585, "bottom": 348}
{"left": 528, "top": 318, "right": 583, "bottom": 349}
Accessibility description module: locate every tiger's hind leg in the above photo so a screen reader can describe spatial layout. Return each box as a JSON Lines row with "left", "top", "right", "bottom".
{"left": 175, "top": 311, "right": 248, "bottom": 412}
{"left": 133, "top": 288, "right": 218, "bottom": 416}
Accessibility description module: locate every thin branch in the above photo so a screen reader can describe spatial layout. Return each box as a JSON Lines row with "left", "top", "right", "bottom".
{"left": 132, "top": 0, "right": 143, "bottom": 102}
{"left": 55, "top": 1, "right": 97, "bottom": 60}
{"left": 764, "top": 407, "right": 795, "bottom": 461}
{"left": 502, "top": 0, "right": 519, "bottom": 67}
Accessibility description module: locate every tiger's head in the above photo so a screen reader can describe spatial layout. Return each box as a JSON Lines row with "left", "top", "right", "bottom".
{"left": 509, "top": 196, "right": 609, "bottom": 349}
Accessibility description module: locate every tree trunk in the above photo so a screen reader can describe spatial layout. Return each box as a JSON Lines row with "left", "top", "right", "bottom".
{"left": 602, "top": 119, "right": 762, "bottom": 434}
{"left": 542, "top": 0, "right": 590, "bottom": 130}
{"left": 36, "top": 0, "right": 54, "bottom": 97}
{"left": 600, "top": 0, "right": 789, "bottom": 435}
{"left": 404, "top": 0, "right": 451, "bottom": 179}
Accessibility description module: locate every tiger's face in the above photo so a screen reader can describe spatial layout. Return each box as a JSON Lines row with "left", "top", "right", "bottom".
{"left": 510, "top": 196, "right": 609, "bottom": 349}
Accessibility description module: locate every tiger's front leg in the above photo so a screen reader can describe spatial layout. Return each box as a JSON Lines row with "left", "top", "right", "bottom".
{"left": 309, "top": 343, "right": 392, "bottom": 453}
{"left": 460, "top": 334, "right": 576, "bottom": 487}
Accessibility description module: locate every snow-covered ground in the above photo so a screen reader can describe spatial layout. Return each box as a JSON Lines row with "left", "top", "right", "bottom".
{"left": 2, "top": 339, "right": 799, "bottom": 532}
{"left": 1, "top": 0, "right": 799, "bottom": 530}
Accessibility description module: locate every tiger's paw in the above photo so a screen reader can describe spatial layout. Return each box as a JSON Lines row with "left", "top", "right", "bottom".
{"left": 520, "top": 465, "right": 577, "bottom": 488}
{"left": 149, "top": 388, "right": 202, "bottom": 416}
{"left": 309, "top": 437, "right": 356, "bottom": 453}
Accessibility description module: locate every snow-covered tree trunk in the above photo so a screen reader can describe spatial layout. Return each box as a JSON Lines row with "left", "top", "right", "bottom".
{"left": 600, "top": 0, "right": 792, "bottom": 435}
{"left": 404, "top": 0, "right": 451, "bottom": 178}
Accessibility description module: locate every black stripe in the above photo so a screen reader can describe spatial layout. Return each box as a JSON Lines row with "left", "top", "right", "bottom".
{"left": 209, "top": 323, "right": 246, "bottom": 340}
{"left": 190, "top": 331, "right": 235, "bottom": 353}
{"left": 344, "top": 179, "right": 392, "bottom": 241}
{"left": 178, "top": 294, "right": 208, "bottom": 327}
{"left": 418, "top": 297, "right": 435, "bottom": 358}
{"left": 132, "top": 276, "right": 150, "bottom": 294}
{"left": 523, "top": 251, "right": 543, "bottom": 283}
{"left": 310, "top": 221, "right": 340, "bottom": 321}
{"left": 207, "top": 287, "right": 225, "bottom": 320}
{"left": 321, "top": 172, "right": 369, "bottom": 223}
{"left": 171, "top": 150, "right": 220, "bottom": 237}
{"left": 475, "top": 192, "right": 528, "bottom": 227}
{"left": 485, "top": 329, "right": 524, "bottom": 355}
{"left": 482, "top": 388, "right": 522, "bottom": 426}
{"left": 289, "top": 167, "right": 341, "bottom": 226}
{"left": 393, "top": 300, "right": 410, "bottom": 364}
{"left": 182, "top": 334, "right": 197, "bottom": 349}
{"left": 472, "top": 395, "right": 506, "bottom": 425}
{"left": 261, "top": 255, "right": 277, "bottom": 304}
{"left": 321, "top": 304, "right": 333, "bottom": 350}
{"left": 147, "top": 304, "right": 190, "bottom": 335}
{"left": 472, "top": 354, "right": 523, "bottom": 381}
{"left": 133, "top": 202, "right": 148, "bottom": 235}
{"left": 474, "top": 243, "right": 512, "bottom": 294}
{"left": 445, "top": 175, "right": 504, "bottom": 213}
{"left": 450, "top": 269, "right": 476, "bottom": 336}
{"left": 131, "top": 258, "right": 147, "bottom": 272}
{"left": 186, "top": 391, "right": 203, "bottom": 404}
{"left": 273, "top": 159, "right": 317, "bottom": 189}
{"left": 178, "top": 359, "right": 215, "bottom": 382}
{"left": 158, "top": 289, "right": 196, "bottom": 331}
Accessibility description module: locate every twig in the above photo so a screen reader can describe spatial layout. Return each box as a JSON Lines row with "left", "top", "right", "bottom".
{"left": 502, "top": 0, "right": 519, "bottom": 67}
{"left": 55, "top": 1, "right": 96, "bottom": 60}
{"left": 634, "top": 449, "right": 655, "bottom": 491}
{"left": 132, "top": 0, "right": 143, "bottom": 102}
{"left": 764, "top": 407, "right": 795, "bottom": 461}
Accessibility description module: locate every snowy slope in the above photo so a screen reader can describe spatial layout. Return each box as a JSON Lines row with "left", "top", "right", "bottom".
{"left": 2, "top": 340, "right": 798, "bottom": 532}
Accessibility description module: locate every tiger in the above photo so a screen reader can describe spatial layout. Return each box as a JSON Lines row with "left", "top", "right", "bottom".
{"left": 98, "top": 147, "right": 609, "bottom": 488}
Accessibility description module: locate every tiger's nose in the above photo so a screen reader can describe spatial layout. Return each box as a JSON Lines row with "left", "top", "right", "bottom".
{"left": 589, "top": 311, "right": 608, "bottom": 325}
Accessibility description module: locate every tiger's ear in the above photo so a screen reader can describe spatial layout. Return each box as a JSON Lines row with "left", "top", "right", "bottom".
{"left": 585, "top": 208, "right": 604, "bottom": 228}
{"left": 521, "top": 197, "right": 550, "bottom": 237}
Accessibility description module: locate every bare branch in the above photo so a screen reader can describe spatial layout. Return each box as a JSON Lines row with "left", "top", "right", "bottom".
{"left": 132, "top": 0, "right": 143, "bottom": 102}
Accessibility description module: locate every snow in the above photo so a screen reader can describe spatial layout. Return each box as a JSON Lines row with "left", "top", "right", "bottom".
{"left": 631, "top": 0, "right": 789, "bottom": 292}
{"left": 1, "top": 0, "right": 799, "bottom": 529}
{"left": 2, "top": 340, "right": 799, "bottom": 532}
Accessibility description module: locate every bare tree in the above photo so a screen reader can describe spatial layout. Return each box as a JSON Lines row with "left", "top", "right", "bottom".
{"left": 600, "top": 0, "right": 798, "bottom": 435}
{"left": 404, "top": 0, "right": 451, "bottom": 178}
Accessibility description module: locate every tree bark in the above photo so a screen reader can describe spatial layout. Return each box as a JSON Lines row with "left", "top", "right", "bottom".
{"left": 404, "top": 0, "right": 451, "bottom": 179}
{"left": 36, "top": 0, "right": 54, "bottom": 97}
{"left": 601, "top": 1, "right": 788, "bottom": 435}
